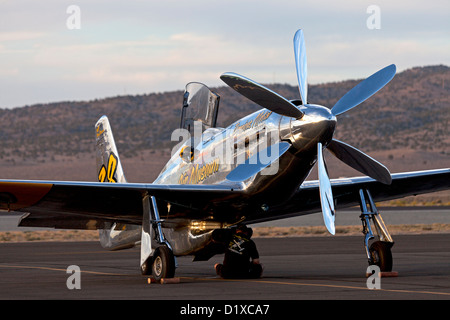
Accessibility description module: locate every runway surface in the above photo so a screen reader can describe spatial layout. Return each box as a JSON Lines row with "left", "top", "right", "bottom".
{"left": 1, "top": 234, "right": 450, "bottom": 301}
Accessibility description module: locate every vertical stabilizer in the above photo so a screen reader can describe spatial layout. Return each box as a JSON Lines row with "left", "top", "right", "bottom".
{"left": 95, "top": 115, "right": 126, "bottom": 183}
{"left": 96, "top": 116, "right": 141, "bottom": 249}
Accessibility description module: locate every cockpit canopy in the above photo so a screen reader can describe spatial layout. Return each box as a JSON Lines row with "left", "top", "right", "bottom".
{"left": 180, "top": 82, "right": 220, "bottom": 135}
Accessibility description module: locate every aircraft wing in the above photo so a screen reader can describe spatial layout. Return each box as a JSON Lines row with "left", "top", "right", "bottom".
{"left": 0, "top": 168, "right": 449, "bottom": 229}
{"left": 0, "top": 180, "right": 240, "bottom": 229}
{"left": 248, "top": 168, "right": 450, "bottom": 224}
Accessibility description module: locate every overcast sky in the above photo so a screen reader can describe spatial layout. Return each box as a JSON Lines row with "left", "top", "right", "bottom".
{"left": 0, "top": 0, "right": 449, "bottom": 108}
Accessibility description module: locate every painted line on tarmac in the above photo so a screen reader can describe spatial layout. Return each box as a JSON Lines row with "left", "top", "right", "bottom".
{"left": 184, "top": 276, "right": 450, "bottom": 297}
{"left": 2, "top": 264, "right": 449, "bottom": 297}
{"left": 0, "top": 263, "right": 128, "bottom": 276}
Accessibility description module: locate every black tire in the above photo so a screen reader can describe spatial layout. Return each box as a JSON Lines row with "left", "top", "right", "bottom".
{"left": 152, "top": 246, "right": 176, "bottom": 281}
{"left": 369, "top": 241, "right": 393, "bottom": 272}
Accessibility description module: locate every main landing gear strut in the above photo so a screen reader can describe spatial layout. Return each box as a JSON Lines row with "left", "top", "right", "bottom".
{"left": 358, "top": 189, "right": 394, "bottom": 272}
{"left": 140, "top": 194, "right": 176, "bottom": 281}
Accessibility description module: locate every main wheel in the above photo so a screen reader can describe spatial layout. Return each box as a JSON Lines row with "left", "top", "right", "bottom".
{"left": 369, "top": 241, "right": 393, "bottom": 272}
{"left": 152, "top": 246, "right": 176, "bottom": 281}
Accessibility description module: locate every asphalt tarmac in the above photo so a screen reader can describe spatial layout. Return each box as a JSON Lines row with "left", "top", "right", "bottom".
{"left": 1, "top": 234, "right": 450, "bottom": 302}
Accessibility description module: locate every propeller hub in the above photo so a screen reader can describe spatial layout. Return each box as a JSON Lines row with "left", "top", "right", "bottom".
{"left": 287, "top": 104, "right": 336, "bottom": 151}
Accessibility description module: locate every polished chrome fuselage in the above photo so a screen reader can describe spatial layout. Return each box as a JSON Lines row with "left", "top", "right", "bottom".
{"left": 155, "top": 104, "right": 336, "bottom": 188}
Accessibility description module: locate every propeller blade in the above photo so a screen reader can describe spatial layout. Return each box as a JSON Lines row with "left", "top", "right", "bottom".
{"left": 226, "top": 141, "right": 291, "bottom": 182}
{"left": 293, "top": 29, "right": 308, "bottom": 104}
{"left": 327, "top": 139, "right": 392, "bottom": 185}
{"left": 331, "top": 64, "right": 396, "bottom": 116}
{"left": 317, "top": 142, "right": 335, "bottom": 235}
{"left": 220, "top": 72, "right": 304, "bottom": 119}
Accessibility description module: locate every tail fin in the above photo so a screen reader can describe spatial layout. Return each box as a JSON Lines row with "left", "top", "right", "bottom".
{"left": 95, "top": 115, "right": 126, "bottom": 183}
{"left": 96, "top": 116, "right": 140, "bottom": 250}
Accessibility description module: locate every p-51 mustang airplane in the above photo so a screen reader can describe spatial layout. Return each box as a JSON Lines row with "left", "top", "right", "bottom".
{"left": 1, "top": 30, "right": 449, "bottom": 280}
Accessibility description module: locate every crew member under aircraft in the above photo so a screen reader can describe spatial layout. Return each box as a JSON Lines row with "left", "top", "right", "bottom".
{"left": 214, "top": 225, "right": 263, "bottom": 279}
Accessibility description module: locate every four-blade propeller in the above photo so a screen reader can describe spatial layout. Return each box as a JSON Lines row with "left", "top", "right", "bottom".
{"left": 222, "top": 29, "right": 396, "bottom": 234}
